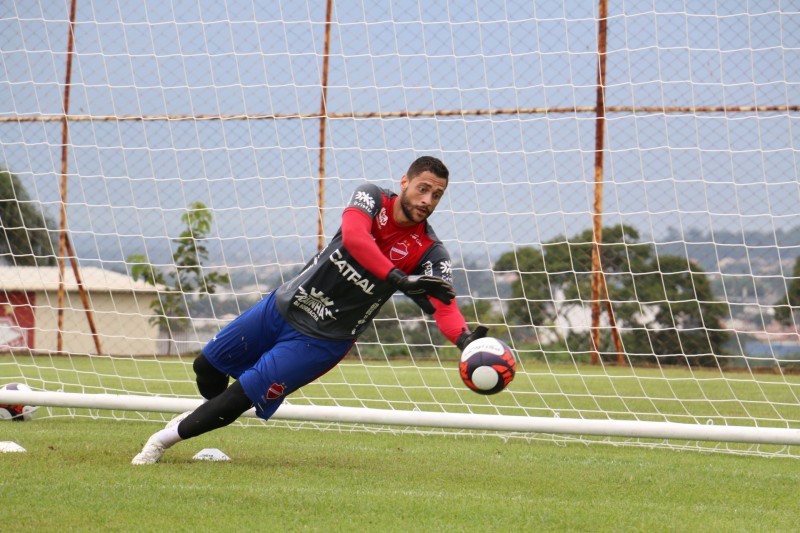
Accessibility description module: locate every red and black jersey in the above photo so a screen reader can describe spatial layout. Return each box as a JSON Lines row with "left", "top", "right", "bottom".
{"left": 275, "top": 183, "right": 467, "bottom": 342}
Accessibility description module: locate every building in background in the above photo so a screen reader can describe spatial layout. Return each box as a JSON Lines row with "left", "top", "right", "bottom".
{"left": 0, "top": 266, "right": 160, "bottom": 356}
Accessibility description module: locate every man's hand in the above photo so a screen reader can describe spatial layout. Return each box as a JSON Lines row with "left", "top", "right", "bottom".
{"left": 456, "top": 326, "right": 489, "bottom": 351}
{"left": 387, "top": 268, "right": 455, "bottom": 314}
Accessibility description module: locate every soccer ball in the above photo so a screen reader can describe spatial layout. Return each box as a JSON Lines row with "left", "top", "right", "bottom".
{"left": 459, "top": 337, "right": 516, "bottom": 395}
{"left": 0, "top": 382, "right": 38, "bottom": 421}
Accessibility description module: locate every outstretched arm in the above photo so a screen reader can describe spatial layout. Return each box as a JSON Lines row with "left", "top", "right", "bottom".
{"left": 430, "top": 298, "right": 488, "bottom": 349}
{"left": 341, "top": 208, "right": 395, "bottom": 279}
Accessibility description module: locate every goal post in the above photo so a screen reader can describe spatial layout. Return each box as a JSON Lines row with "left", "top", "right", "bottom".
{"left": 2, "top": 2, "right": 800, "bottom": 457}
{"left": 4, "top": 389, "right": 800, "bottom": 447}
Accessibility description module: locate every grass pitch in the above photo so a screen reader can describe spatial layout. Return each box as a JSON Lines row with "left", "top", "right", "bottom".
{"left": 3, "top": 354, "right": 800, "bottom": 530}
{"left": 2, "top": 417, "right": 799, "bottom": 532}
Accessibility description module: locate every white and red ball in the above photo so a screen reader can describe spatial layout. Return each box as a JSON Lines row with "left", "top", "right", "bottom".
{"left": 0, "top": 382, "right": 38, "bottom": 421}
{"left": 459, "top": 337, "right": 516, "bottom": 395}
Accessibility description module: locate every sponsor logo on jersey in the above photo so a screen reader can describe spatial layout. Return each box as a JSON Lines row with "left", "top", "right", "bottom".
{"left": 352, "top": 190, "right": 376, "bottom": 212}
{"left": 352, "top": 302, "right": 381, "bottom": 335}
{"left": 422, "top": 259, "right": 453, "bottom": 283}
{"left": 265, "top": 382, "right": 285, "bottom": 400}
{"left": 297, "top": 254, "right": 320, "bottom": 278}
{"left": 293, "top": 286, "right": 336, "bottom": 322}
{"left": 378, "top": 207, "right": 388, "bottom": 228}
{"left": 410, "top": 233, "right": 422, "bottom": 246}
{"left": 329, "top": 249, "right": 375, "bottom": 294}
{"left": 390, "top": 241, "right": 409, "bottom": 261}
{"left": 439, "top": 260, "right": 453, "bottom": 283}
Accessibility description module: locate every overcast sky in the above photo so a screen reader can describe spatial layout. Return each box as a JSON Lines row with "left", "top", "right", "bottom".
{"left": 1, "top": 1, "right": 798, "bottom": 277}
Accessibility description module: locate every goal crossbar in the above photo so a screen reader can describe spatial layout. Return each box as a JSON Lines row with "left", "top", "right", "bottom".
{"left": 3, "top": 390, "right": 799, "bottom": 446}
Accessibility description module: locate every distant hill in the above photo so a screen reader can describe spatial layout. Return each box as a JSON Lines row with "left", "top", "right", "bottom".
{"left": 73, "top": 223, "right": 800, "bottom": 309}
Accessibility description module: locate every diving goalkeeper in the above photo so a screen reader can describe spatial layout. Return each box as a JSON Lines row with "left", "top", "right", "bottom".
{"left": 133, "top": 156, "right": 488, "bottom": 464}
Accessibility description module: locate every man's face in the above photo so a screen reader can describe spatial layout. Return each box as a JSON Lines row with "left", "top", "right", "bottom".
{"left": 396, "top": 171, "right": 448, "bottom": 226}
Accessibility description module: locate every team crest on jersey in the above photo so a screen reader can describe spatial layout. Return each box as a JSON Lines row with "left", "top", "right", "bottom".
{"left": 352, "top": 190, "right": 375, "bottom": 212}
{"left": 378, "top": 207, "right": 388, "bottom": 227}
{"left": 265, "top": 382, "right": 285, "bottom": 400}
{"left": 293, "top": 286, "right": 336, "bottom": 322}
{"left": 390, "top": 241, "right": 409, "bottom": 261}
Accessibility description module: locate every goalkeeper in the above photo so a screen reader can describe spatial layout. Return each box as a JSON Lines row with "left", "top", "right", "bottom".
{"left": 133, "top": 156, "right": 488, "bottom": 465}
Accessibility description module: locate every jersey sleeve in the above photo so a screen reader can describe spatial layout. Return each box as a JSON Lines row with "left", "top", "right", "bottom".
{"left": 341, "top": 183, "right": 396, "bottom": 280}
{"left": 415, "top": 242, "right": 468, "bottom": 345}
{"left": 412, "top": 241, "right": 453, "bottom": 284}
{"left": 345, "top": 182, "right": 383, "bottom": 218}
{"left": 341, "top": 209, "right": 395, "bottom": 279}
{"left": 431, "top": 297, "right": 469, "bottom": 345}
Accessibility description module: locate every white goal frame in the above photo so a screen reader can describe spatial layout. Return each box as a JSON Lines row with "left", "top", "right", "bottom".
{"left": 3, "top": 389, "right": 800, "bottom": 447}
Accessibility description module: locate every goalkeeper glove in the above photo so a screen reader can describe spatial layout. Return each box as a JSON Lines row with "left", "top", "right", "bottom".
{"left": 386, "top": 267, "right": 455, "bottom": 314}
{"left": 456, "top": 325, "right": 489, "bottom": 351}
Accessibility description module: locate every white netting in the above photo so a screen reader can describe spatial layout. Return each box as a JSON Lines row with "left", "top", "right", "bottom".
{"left": 1, "top": 1, "right": 799, "bottom": 455}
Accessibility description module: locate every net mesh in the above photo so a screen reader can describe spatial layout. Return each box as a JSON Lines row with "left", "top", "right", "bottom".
{"left": 1, "top": 1, "right": 799, "bottom": 456}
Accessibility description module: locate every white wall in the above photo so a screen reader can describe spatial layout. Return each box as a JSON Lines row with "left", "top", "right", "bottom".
{"left": 32, "top": 289, "right": 160, "bottom": 355}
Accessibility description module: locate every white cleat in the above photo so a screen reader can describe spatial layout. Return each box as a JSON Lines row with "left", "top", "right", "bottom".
{"left": 165, "top": 410, "right": 192, "bottom": 430}
{"left": 131, "top": 434, "right": 167, "bottom": 465}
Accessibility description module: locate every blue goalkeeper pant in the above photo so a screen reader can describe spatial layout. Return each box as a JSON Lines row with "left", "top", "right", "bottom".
{"left": 201, "top": 291, "right": 354, "bottom": 420}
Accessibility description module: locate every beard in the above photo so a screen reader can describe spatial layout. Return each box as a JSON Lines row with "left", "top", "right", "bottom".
{"left": 399, "top": 193, "right": 430, "bottom": 223}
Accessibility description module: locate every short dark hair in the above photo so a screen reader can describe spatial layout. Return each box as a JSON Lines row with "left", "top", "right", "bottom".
{"left": 407, "top": 156, "right": 449, "bottom": 182}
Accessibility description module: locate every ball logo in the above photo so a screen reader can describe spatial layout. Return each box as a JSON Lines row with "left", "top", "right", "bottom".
{"left": 265, "top": 382, "right": 285, "bottom": 400}
{"left": 460, "top": 337, "right": 504, "bottom": 361}
{"left": 390, "top": 242, "right": 408, "bottom": 261}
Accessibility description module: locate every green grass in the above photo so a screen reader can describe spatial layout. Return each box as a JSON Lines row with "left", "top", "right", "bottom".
{"left": 2, "top": 418, "right": 799, "bottom": 532}
{"left": 4, "top": 354, "right": 800, "bottom": 530}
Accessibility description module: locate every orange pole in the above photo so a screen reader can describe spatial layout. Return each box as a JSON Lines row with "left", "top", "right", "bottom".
{"left": 4, "top": 104, "right": 796, "bottom": 125}
{"left": 57, "top": 0, "right": 103, "bottom": 354}
{"left": 590, "top": 0, "right": 624, "bottom": 364}
{"left": 57, "top": 0, "right": 79, "bottom": 354}
{"left": 603, "top": 276, "right": 625, "bottom": 364}
{"left": 590, "top": 0, "right": 608, "bottom": 364}
{"left": 316, "top": 0, "right": 333, "bottom": 252}
{"left": 65, "top": 237, "right": 103, "bottom": 354}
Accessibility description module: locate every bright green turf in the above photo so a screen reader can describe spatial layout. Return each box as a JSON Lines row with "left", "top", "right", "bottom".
{"left": 1, "top": 418, "right": 799, "bottom": 532}
{"left": 3, "top": 353, "right": 800, "bottom": 531}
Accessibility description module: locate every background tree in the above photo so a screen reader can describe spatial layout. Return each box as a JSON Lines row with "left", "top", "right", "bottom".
{"left": 494, "top": 246, "right": 553, "bottom": 327}
{"left": 538, "top": 224, "right": 651, "bottom": 356}
{"left": 624, "top": 255, "right": 730, "bottom": 367}
{"left": 494, "top": 224, "right": 729, "bottom": 366}
{"left": 368, "top": 300, "right": 444, "bottom": 358}
{"left": 774, "top": 256, "right": 800, "bottom": 328}
{"left": 541, "top": 224, "right": 652, "bottom": 306}
{"left": 0, "top": 167, "right": 57, "bottom": 266}
{"left": 128, "top": 202, "right": 230, "bottom": 348}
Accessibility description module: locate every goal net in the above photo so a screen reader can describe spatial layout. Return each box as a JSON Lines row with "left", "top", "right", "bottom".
{"left": 2, "top": 1, "right": 800, "bottom": 457}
